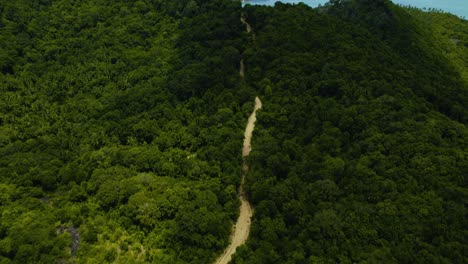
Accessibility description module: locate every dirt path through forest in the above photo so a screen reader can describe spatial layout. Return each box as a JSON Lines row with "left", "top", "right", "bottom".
{"left": 241, "top": 17, "right": 252, "bottom": 34}
{"left": 241, "top": 16, "right": 255, "bottom": 40}
{"left": 240, "top": 59, "right": 245, "bottom": 78}
{"left": 215, "top": 96, "right": 262, "bottom": 264}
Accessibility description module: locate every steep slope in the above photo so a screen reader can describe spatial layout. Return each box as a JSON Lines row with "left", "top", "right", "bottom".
{"left": 324, "top": 0, "right": 467, "bottom": 122}
{"left": 403, "top": 7, "right": 468, "bottom": 85}
{"left": 0, "top": 0, "right": 248, "bottom": 263}
{"left": 216, "top": 96, "right": 261, "bottom": 264}
{"left": 1, "top": 0, "right": 466, "bottom": 263}
{"left": 233, "top": 1, "right": 467, "bottom": 263}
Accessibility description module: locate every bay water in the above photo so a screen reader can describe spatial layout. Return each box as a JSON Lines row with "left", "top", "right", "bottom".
{"left": 243, "top": 0, "right": 468, "bottom": 19}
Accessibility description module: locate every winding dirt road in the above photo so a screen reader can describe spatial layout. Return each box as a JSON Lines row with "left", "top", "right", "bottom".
{"left": 241, "top": 17, "right": 252, "bottom": 34}
{"left": 215, "top": 97, "right": 262, "bottom": 264}
{"left": 241, "top": 16, "right": 255, "bottom": 40}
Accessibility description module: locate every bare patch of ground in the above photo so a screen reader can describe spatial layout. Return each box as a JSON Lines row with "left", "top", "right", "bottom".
{"left": 215, "top": 97, "right": 262, "bottom": 264}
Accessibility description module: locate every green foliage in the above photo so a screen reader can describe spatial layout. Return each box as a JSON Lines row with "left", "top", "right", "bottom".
{"left": 235, "top": 1, "right": 467, "bottom": 263}
{"left": 0, "top": 0, "right": 246, "bottom": 263}
{"left": 0, "top": 0, "right": 466, "bottom": 263}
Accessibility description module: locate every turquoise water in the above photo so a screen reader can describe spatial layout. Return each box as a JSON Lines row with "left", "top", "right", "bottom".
{"left": 244, "top": 0, "right": 468, "bottom": 19}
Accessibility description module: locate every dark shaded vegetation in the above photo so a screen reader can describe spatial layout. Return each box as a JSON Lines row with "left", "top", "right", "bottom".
{"left": 232, "top": 1, "right": 467, "bottom": 263}
{"left": 0, "top": 0, "right": 467, "bottom": 263}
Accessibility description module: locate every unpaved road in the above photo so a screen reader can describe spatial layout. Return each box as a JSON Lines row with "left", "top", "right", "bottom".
{"left": 242, "top": 97, "right": 262, "bottom": 157}
{"left": 241, "top": 17, "right": 252, "bottom": 34}
{"left": 241, "top": 16, "right": 255, "bottom": 40}
{"left": 215, "top": 97, "right": 262, "bottom": 264}
{"left": 240, "top": 59, "right": 245, "bottom": 78}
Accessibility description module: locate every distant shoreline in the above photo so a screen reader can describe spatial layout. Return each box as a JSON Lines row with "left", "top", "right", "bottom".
{"left": 243, "top": 0, "right": 467, "bottom": 20}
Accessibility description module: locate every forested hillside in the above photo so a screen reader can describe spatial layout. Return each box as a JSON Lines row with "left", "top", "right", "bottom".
{"left": 0, "top": 0, "right": 251, "bottom": 263}
{"left": 0, "top": 0, "right": 467, "bottom": 263}
{"left": 233, "top": 1, "right": 467, "bottom": 263}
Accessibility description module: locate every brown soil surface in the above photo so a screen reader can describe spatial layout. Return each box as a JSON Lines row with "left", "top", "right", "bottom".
{"left": 215, "top": 97, "right": 262, "bottom": 264}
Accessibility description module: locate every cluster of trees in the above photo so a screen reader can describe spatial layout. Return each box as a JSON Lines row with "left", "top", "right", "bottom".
{"left": 0, "top": 0, "right": 253, "bottom": 263}
{"left": 231, "top": 1, "right": 467, "bottom": 263}
{"left": 403, "top": 6, "right": 468, "bottom": 85}
{"left": 0, "top": 0, "right": 466, "bottom": 263}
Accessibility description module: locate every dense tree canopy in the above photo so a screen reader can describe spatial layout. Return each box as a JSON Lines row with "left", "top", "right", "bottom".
{"left": 0, "top": 0, "right": 247, "bottom": 263}
{"left": 0, "top": 0, "right": 466, "bottom": 263}
{"left": 233, "top": 1, "right": 467, "bottom": 263}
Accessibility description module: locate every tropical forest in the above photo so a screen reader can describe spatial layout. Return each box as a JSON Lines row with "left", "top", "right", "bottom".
{"left": 0, "top": 0, "right": 466, "bottom": 263}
